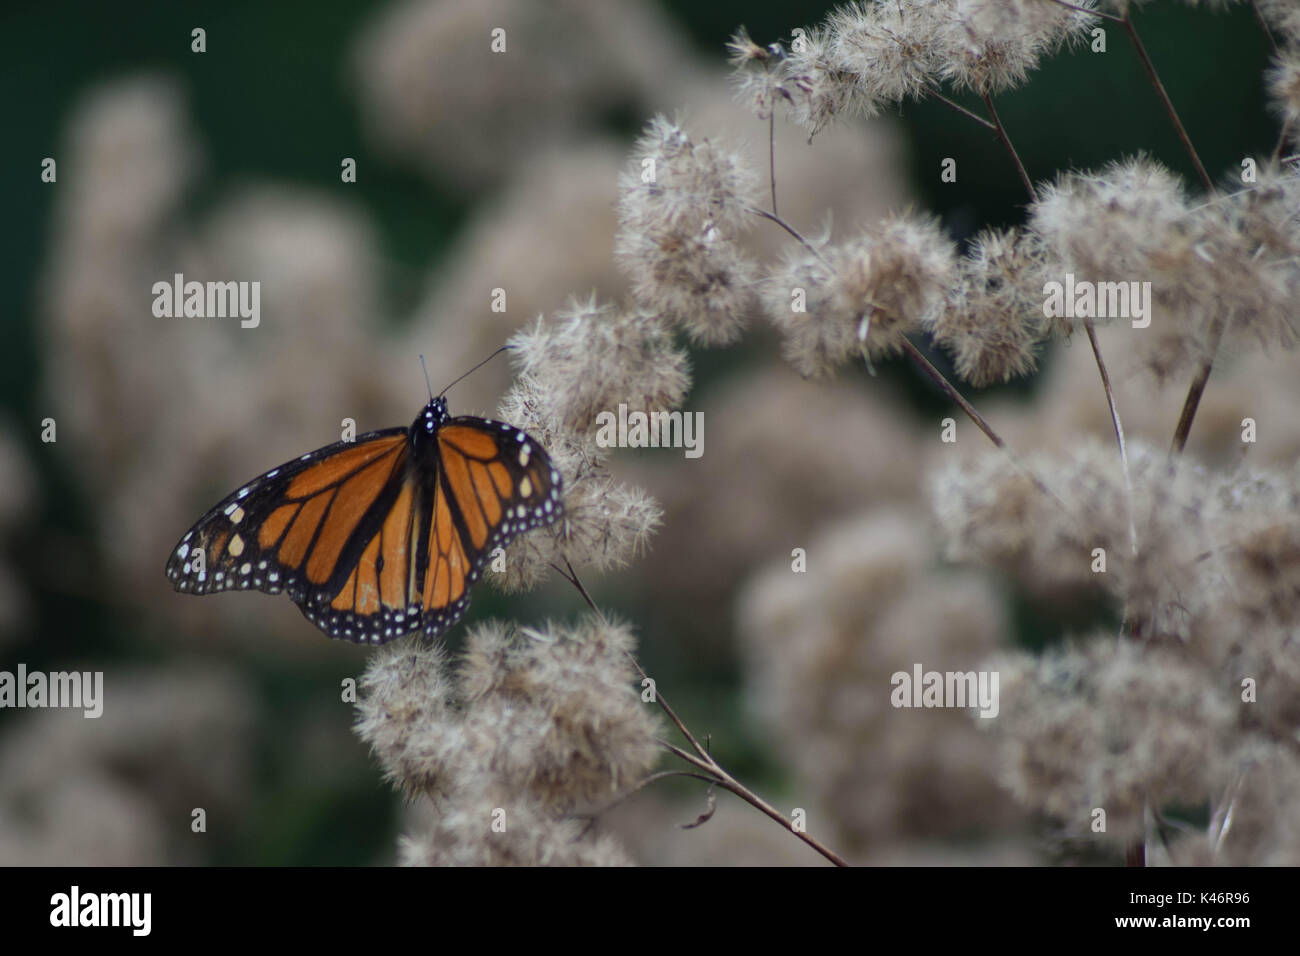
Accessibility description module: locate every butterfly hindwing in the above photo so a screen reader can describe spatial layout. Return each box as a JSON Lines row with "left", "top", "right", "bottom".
{"left": 436, "top": 416, "right": 563, "bottom": 564}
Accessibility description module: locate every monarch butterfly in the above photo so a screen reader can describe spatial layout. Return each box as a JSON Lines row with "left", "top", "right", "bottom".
{"left": 165, "top": 384, "right": 562, "bottom": 645}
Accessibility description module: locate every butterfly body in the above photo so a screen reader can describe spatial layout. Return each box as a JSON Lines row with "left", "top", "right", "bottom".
{"left": 166, "top": 398, "right": 562, "bottom": 644}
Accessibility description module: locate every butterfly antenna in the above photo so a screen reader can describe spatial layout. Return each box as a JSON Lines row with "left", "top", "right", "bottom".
{"left": 436, "top": 345, "right": 511, "bottom": 397}
{"left": 419, "top": 354, "right": 434, "bottom": 401}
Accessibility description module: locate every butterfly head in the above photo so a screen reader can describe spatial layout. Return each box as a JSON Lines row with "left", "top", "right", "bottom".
{"left": 416, "top": 397, "right": 450, "bottom": 436}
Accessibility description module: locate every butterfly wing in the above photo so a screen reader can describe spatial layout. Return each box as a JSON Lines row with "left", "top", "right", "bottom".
{"left": 165, "top": 429, "right": 410, "bottom": 632}
{"left": 167, "top": 415, "right": 564, "bottom": 645}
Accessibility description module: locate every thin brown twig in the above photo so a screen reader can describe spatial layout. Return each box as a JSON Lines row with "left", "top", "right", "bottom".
{"left": 1126, "top": 839, "right": 1147, "bottom": 867}
{"left": 749, "top": 212, "right": 1043, "bottom": 450}
{"left": 924, "top": 87, "right": 996, "bottom": 130}
{"left": 1120, "top": 13, "right": 1215, "bottom": 195}
{"left": 748, "top": 206, "right": 823, "bottom": 261}
{"left": 573, "top": 769, "right": 720, "bottom": 821}
{"left": 553, "top": 557, "right": 851, "bottom": 866}
{"left": 1169, "top": 315, "right": 1229, "bottom": 456}
{"left": 1098, "top": 15, "right": 1192, "bottom": 865}
{"left": 982, "top": 89, "right": 1037, "bottom": 203}
{"left": 881, "top": 0, "right": 1223, "bottom": 871}
{"left": 898, "top": 338, "right": 1006, "bottom": 449}
{"left": 1112, "top": 14, "right": 1206, "bottom": 859}
{"left": 935, "top": 89, "right": 1142, "bottom": 541}
{"left": 749, "top": 206, "right": 1077, "bottom": 512}
{"left": 1249, "top": 0, "right": 1280, "bottom": 57}
{"left": 1083, "top": 320, "right": 1138, "bottom": 554}
{"left": 899, "top": 337, "right": 1074, "bottom": 513}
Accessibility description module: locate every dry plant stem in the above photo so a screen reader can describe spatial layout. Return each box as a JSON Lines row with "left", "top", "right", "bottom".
{"left": 1120, "top": 15, "right": 1215, "bottom": 195}
{"left": 748, "top": 207, "right": 1006, "bottom": 449}
{"left": 925, "top": 88, "right": 996, "bottom": 131}
{"left": 972, "top": 96, "right": 1135, "bottom": 542}
{"left": 1249, "top": 0, "right": 1280, "bottom": 57}
{"left": 750, "top": 206, "right": 1074, "bottom": 511}
{"left": 1169, "top": 315, "right": 1228, "bottom": 456}
{"left": 553, "top": 558, "right": 851, "bottom": 867}
{"left": 974, "top": 93, "right": 1143, "bottom": 571}
{"left": 636, "top": 662, "right": 851, "bottom": 865}
{"left": 981, "top": 90, "right": 1037, "bottom": 203}
{"left": 576, "top": 769, "right": 721, "bottom": 820}
{"left": 749, "top": 206, "right": 820, "bottom": 258}
{"left": 1209, "top": 772, "right": 1245, "bottom": 857}
{"left": 898, "top": 337, "right": 1006, "bottom": 449}
{"left": 1047, "top": 1, "right": 1213, "bottom": 192}
{"left": 660, "top": 741, "right": 851, "bottom": 863}
{"left": 1126, "top": 839, "right": 1146, "bottom": 866}
{"left": 1101, "top": 35, "right": 1224, "bottom": 869}
{"left": 1084, "top": 320, "right": 1138, "bottom": 554}
{"left": 641, "top": 669, "right": 849, "bottom": 865}
{"left": 1115, "top": 10, "right": 1226, "bottom": 463}
{"left": 1111, "top": 12, "right": 1211, "bottom": 858}
{"left": 1040, "top": 0, "right": 1211, "bottom": 193}
{"left": 900, "top": 337, "right": 1078, "bottom": 513}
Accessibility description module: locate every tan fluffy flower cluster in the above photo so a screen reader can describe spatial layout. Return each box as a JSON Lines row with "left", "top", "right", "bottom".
{"left": 933, "top": 437, "right": 1300, "bottom": 856}
{"left": 353, "top": 617, "right": 659, "bottom": 865}
{"left": 493, "top": 296, "right": 684, "bottom": 590}
{"left": 615, "top": 116, "right": 759, "bottom": 345}
{"left": 737, "top": 509, "right": 1013, "bottom": 855}
{"left": 763, "top": 214, "right": 955, "bottom": 376}
{"left": 1030, "top": 157, "right": 1300, "bottom": 382}
{"left": 994, "top": 637, "right": 1236, "bottom": 842}
{"left": 926, "top": 228, "right": 1047, "bottom": 386}
{"left": 730, "top": 1, "right": 1094, "bottom": 134}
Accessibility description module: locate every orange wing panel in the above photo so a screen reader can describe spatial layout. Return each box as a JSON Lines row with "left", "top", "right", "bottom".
{"left": 379, "top": 482, "right": 414, "bottom": 607}
{"left": 279, "top": 491, "right": 334, "bottom": 569}
{"left": 441, "top": 447, "right": 488, "bottom": 549}
{"left": 438, "top": 425, "right": 498, "bottom": 459}
{"left": 305, "top": 451, "right": 400, "bottom": 585}
{"left": 287, "top": 436, "right": 404, "bottom": 499}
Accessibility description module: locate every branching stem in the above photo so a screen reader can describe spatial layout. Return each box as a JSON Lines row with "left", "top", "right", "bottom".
{"left": 552, "top": 558, "right": 851, "bottom": 866}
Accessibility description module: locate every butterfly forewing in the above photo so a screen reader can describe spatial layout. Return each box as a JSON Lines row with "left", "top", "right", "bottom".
{"left": 165, "top": 430, "right": 407, "bottom": 603}
{"left": 166, "top": 401, "right": 563, "bottom": 645}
